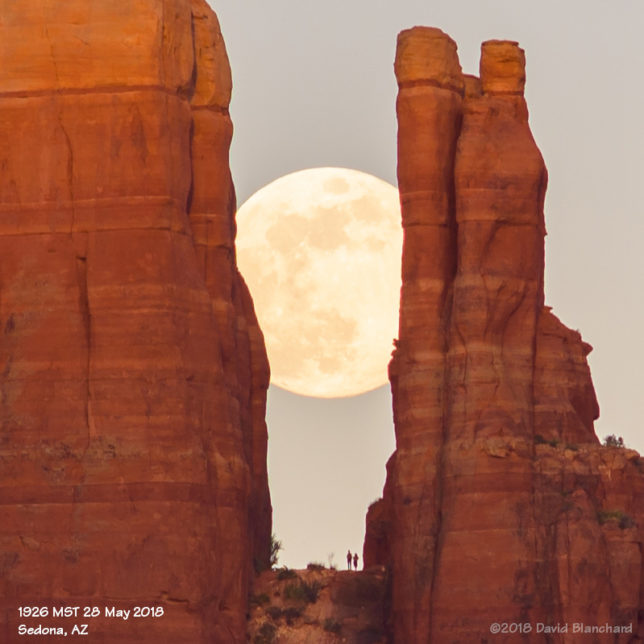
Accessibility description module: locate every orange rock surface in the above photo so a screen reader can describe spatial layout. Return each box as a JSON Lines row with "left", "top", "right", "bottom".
{"left": 366, "top": 27, "right": 644, "bottom": 643}
{"left": 0, "top": 2, "right": 270, "bottom": 642}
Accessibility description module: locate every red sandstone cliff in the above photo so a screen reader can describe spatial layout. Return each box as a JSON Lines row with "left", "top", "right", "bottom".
{"left": 365, "top": 27, "right": 643, "bottom": 643}
{"left": 0, "top": 2, "right": 270, "bottom": 642}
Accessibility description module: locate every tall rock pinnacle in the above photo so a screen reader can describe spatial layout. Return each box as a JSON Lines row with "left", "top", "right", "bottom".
{"left": 365, "top": 27, "right": 643, "bottom": 643}
{"left": 0, "top": 2, "right": 270, "bottom": 642}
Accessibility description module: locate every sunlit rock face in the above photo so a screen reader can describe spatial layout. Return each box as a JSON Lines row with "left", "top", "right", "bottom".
{"left": 0, "top": 1, "right": 270, "bottom": 641}
{"left": 365, "top": 27, "right": 644, "bottom": 643}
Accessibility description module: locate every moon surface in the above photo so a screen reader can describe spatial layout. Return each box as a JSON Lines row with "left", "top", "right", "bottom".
{"left": 235, "top": 167, "right": 402, "bottom": 398}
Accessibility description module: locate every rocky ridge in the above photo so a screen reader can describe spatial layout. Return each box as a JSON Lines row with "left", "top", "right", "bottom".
{"left": 247, "top": 566, "right": 387, "bottom": 644}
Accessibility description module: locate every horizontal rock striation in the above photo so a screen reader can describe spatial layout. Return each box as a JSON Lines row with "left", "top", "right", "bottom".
{"left": 366, "top": 27, "right": 643, "bottom": 643}
{"left": 0, "top": 1, "right": 270, "bottom": 642}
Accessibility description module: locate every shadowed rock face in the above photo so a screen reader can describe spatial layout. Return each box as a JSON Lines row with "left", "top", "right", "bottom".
{"left": 0, "top": 1, "right": 270, "bottom": 642}
{"left": 365, "top": 27, "right": 643, "bottom": 643}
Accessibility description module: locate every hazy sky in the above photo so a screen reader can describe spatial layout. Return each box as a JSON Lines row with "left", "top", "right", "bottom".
{"left": 209, "top": 0, "right": 644, "bottom": 568}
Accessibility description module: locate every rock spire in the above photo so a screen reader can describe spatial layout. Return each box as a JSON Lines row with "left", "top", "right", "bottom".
{"left": 365, "top": 27, "right": 643, "bottom": 643}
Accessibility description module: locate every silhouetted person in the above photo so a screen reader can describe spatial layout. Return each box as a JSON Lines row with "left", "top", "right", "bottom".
{"left": 346, "top": 550, "right": 352, "bottom": 570}
{"left": 353, "top": 552, "right": 359, "bottom": 571}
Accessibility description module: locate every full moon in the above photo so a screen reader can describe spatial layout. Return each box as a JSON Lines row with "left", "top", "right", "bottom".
{"left": 235, "top": 167, "right": 402, "bottom": 398}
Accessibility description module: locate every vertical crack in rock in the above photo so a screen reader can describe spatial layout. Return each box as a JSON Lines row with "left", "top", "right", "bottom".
{"left": 45, "top": 23, "right": 78, "bottom": 234}
{"left": 75, "top": 254, "right": 93, "bottom": 448}
{"left": 60, "top": 122, "right": 76, "bottom": 233}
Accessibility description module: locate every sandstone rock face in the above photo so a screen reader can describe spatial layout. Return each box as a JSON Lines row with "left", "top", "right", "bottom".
{"left": 0, "top": 2, "right": 270, "bottom": 642}
{"left": 366, "top": 27, "right": 643, "bottom": 643}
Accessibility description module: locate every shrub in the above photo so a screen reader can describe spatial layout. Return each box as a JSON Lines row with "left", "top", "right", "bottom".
{"left": 284, "top": 582, "right": 304, "bottom": 602}
{"left": 307, "top": 562, "right": 325, "bottom": 571}
{"left": 270, "top": 534, "right": 282, "bottom": 567}
{"left": 597, "top": 509, "right": 635, "bottom": 529}
{"left": 535, "top": 434, "right": 558, "bottom": 448}
{"left": 603, "top": 434, "right": 625, "bottom": 448}
{"left": 250, "top": 592, "right": 270, "bottom": 607}
{"left": 282, "top": 606, "right": 303, "bottom": 624}
{"left": 276, "top": 566, "right": 297, "bottom": 581}
{"left": 597, "top": 509, "right": 620, "bottom": 524}
{"left": 254, "top": 534, "right": 283, "bottom": 573}
{"left": 265, "top": 606, "right": 282, "bottom": 620}
{"left": 254, "top": 621, "right": 276, "bottom": 644}
{"left": 301, "top": 580, "right": 322, "bottom": 603}
{"left": 284, "top": 580, "right": 322, "bottom": 604}
{"left": 323, "top": 618, "right": 342, "bottom": 634}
